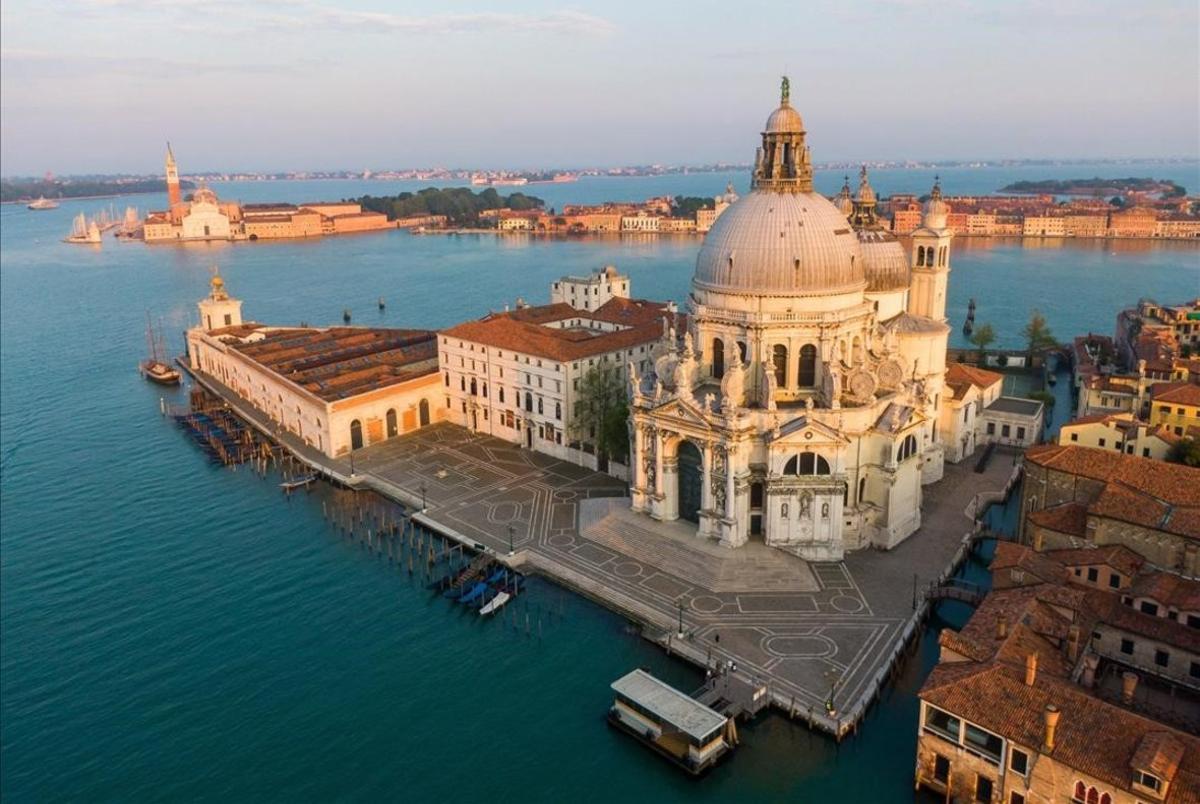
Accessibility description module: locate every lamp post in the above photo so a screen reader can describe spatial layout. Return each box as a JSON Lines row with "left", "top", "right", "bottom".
{"left": 419, "top": 482, "right": 427, "bottom": 513}
{"left": 508, "top": 524, "right": 515, "bottom": 557}
{"left": 677, "top": 600, "right": 685, "bottom": 638}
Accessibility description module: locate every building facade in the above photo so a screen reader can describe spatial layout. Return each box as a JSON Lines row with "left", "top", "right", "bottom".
{"left": 185, "top": 275, "right": 443, "bottom": 458}
{"left": 438, "top": 267, "right": 678, "bottom": 472}
{"left": 625, "top": 82, "right": 952, "bottom": 560}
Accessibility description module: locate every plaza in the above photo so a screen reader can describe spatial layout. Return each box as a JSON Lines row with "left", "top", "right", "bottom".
{"left": 349, "top": 422, "right": 1015, "bottom": 735}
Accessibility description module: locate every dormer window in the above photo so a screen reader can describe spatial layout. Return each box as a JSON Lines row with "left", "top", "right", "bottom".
{"left": 1134, "top": 769, "right": 1162, "bottom": 793}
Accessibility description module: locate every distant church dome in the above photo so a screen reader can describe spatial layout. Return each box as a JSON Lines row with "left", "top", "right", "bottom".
{"left": 853, "top": 165, "right": 877, "bottom": 206}
{"left": 857, "top": 229, "right": 910, "bottom": 292}
{"left": 192, "top": 185, "right": 219, "bottom": 206}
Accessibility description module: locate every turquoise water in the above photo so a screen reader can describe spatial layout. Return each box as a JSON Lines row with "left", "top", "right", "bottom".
{"left": 1, "top": 174, "right": 1197, "bottom": 802}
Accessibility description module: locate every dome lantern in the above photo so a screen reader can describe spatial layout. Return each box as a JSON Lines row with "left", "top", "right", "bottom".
{"left": 752, "top": 76, "right": 813, "bottom": 193}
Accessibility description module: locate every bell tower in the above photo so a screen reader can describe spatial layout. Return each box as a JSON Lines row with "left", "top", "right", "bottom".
{"left": 166, "top": 142, "right": 182, "bottom": 208}
{"left": 197, "top": 268, "right": 243, "bottom": 331}
{"left": 908, "top": 178, "right": 952, "bottom": 322}
{"left": 752, "top": 76, "right": 813, "bottom": 193}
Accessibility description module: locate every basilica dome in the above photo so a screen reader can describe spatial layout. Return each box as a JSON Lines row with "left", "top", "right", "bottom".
{"left": 693, "top": 191, "right": 867, "bottom": 296}
{"left": 856, "top": 228, "right": 910, "bottom": 292}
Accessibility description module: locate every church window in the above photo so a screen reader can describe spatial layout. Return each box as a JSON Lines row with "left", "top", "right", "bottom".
{"left": 798, "top": 344, "right": 817, "bottom": 387}
{"left": 772, "top": 345, "right": 788, "bottom": 388}
{"left": 784, "top": 453, "right": 831, "bottom": 475}
{"left": 916, "top": 246, "right": 925, "bottom": 266}
{"left": 712, "top": 338, "right": 725, "bottom": 379}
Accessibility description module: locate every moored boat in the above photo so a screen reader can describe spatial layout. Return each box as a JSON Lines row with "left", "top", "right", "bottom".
{"left": 141, "top": 360, "right": 181, "bottom": 385}
{"left": 141, "top": 312, "right": 180, "bottom": 385}
{"left": 480, "top": 590, "right": 510, "bottom": 616}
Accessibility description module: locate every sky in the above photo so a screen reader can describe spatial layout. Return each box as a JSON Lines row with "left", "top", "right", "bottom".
{"left": 2, "top": 0, "right": 1198, "bottom": 176}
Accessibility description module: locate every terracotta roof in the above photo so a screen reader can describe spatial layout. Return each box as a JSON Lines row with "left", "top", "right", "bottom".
{"left": 441, "top": 298, "right": 681, "bottom": 363}
{"left": 1043, "top": 545, "right": 1146, "bottom": 578}
{"left": 1130, "top": 573, "right": 1200, "bottom": 612}
{"left": 946, "top": 362, "right": 1004, "bottom": 392}
{"left": 1028, "top": 502, "right": 1089, "bottom": 537}
{"left": 921, "top": 661, "right": 1200, "bottom": 800}
{"left": 991, "top": 542, "right": 1069, "bottom": 586}
{"left": 1154, "top": 382, "right": 1200, "bottom": 407}
{"left": 1024, "top": 445, "right": 1200, "bottom": 538}
{"left": 1086, "top": 589, "right": 1200, "bottom": 653}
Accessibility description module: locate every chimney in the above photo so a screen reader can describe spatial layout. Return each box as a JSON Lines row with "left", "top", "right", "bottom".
{"left": 997, "top": 617, "right": 1008, "bottom": 640}
{"left": 1081, "top": 654, "right": 1100, "bottom": 688}
{"left": 1066, "top": 624, "right": 1081, "bottom": 662}
{"left": 1025, "top": 652, "right": 1039, "bottom": 687}
{"left": 1122, "top": 671, "right": 1139, "bottom": 705}
{"left": 1042, "top": 705, "right": 1060, "bottom": 753}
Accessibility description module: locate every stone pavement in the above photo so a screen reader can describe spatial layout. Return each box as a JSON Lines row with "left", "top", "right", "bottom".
{"left": 350, "top": 423, "right": 1018, "bottom": 732}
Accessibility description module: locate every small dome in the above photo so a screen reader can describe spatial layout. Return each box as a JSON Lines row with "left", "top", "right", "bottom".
{"left": 764, "top": 102, "right": 804, "bottom": 134}
{"left": 922, "top": 178, "right": 949, "bottom": 229}
{"left": 192, "top": 186, "right": 219, "bottom": 205}
{"left": 693, "top": 192, "right": 866, "bottom": 296}
{"left": 857, "top": 229, "right": 910, "bottom": 292}
{"left": 854, "top": 166, "right": 877, "bottom": 206}
{"left": 832, "top": 176, "right": 854, "bottom": 218}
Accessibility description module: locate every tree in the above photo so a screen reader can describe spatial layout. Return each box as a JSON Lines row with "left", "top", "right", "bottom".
{"left": 969, "top": 322, "right": 996, "bottom": 361}
{"left": 672, "top": 195, "right": 714, "bottom": 218}
{"left": 1167, "top": 437, "right": 1200, "bottom": 468}
{"left": 1022, "top": 310, "right": 1058, "bottom": 363}
{"left": 569, "top": 364, "right": 629, "bottom": 463}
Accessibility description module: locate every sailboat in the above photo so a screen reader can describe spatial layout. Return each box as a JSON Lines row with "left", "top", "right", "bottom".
{"left": 140, "top": 313, "right": 181, "bottom": 385}
{"left": 64, "top": 213, "right": 102, "bottom": 244}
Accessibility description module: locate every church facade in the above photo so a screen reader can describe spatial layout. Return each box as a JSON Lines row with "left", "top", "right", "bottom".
{"left": 627, "top": 80, "right": 953, "bottom": 561}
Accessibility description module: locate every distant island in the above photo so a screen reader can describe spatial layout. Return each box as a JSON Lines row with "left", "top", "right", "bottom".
{"left": 1, "top": 177, "right": 196, "bottom": 203}
{"left": 999, "top": 177, "right": 1187, "bottom": 197}
{"left": 350, "top": 187, "right": 544, "bottom": 227}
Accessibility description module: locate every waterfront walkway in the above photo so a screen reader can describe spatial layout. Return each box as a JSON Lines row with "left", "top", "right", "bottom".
{"left": 180, "top": 366, "right": 1015, "bottom": 735}
{"left": 349, "top": 423, "right": 1016, "bottom": 733}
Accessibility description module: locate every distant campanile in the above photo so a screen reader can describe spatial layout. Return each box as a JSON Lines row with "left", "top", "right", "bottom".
{"left": 165, "top": 143, "right": 181, "bottom": 207}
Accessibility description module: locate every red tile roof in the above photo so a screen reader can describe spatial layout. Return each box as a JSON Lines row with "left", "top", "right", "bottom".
{"left": 1028, "top": 502, "right": 1089, "bottom": 537}
{"left": 1155, "top": 382, "right": 1200, "bottom": 407}
{"left": 441, "top": 298, "right": 682, "bottom": 363}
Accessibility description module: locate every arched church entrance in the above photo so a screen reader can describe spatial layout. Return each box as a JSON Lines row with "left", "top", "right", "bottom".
{"left": 676, "top": 441, "right": 703, "bottom": 523}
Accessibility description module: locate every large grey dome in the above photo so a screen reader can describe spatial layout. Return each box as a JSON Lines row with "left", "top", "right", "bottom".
{"left": 693, "top": 191, "right": 866, "bottom": 296}
{"left": 857, "top": 228, "right": 910, "bottom": 292}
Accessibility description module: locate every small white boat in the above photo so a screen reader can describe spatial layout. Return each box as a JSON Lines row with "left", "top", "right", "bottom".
{"left": 27, "top": 196, "right": 59, "bottom": 210}
{"left": 480, "top": 590, "right": 511, "bottom": 616}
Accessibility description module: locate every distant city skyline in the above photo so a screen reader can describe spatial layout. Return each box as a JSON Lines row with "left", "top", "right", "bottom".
{"left": 2, "top": 0, "right": 1198, "bottom": 176}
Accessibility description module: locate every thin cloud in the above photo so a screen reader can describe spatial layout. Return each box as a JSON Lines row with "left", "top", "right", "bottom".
{"left": 64, "top": 1, "right": 616, "bottom": 36}
{"left": 0, "top": 48, "right": 294, "bottom": 78}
